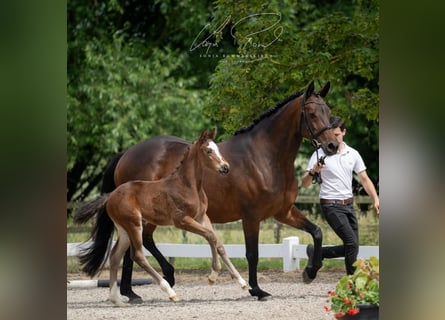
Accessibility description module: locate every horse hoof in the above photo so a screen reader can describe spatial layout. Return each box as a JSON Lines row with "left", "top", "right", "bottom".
{"left": 160, "top": 278, "right": 178, "bottom": 301}
{"left": 128, "top": 296, "right": 144, "bottom": 304}
{"left": 169, "top": 295, "right": 179, "bottom": 302}
{"left": 302, "top": 265, "right": 321, "bottom": 284}
{"left": 117, "top": 302, "right": 129, "bottom": 307}
{"left": 302, "top": 269, "right": 314, "bottom": 284}
{"left": 122, "top": 290, "right": 143, "bottom": 304}
{"left": 239, "top": 279, "right": 248, "bottom": 290}
{"left": 110, "top": 299, "right": 129, "bottom": 307}
{"left": 249, "top": 287, "right": 272, "bottom": 301}
{"left": 208, "top": 269, "right": 218, "bottom": 284}
{"left": 303, "top": 244, "right": 321, "bottom": 284}
{"left": 258, "top": 294, "right": 272, "bottom": 301}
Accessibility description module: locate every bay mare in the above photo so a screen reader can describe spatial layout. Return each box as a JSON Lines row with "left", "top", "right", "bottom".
{"left": 101, "top": 81, "right": 338, "bottom": 301}
{"left": 74, "top": 130, "right": 248, "bottom": 306}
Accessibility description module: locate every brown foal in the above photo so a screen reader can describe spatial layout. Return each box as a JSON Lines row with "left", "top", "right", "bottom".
{"left": 75, "top": 129, "right": 247, "bottom": 306}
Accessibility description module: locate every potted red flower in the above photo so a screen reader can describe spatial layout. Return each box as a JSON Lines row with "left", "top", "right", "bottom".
{"left": 325, "top": 256, "right": 379, "bottom": 319}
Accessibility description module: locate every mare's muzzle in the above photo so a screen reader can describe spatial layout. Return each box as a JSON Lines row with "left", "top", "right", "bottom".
{"left": 312, "top": 139, "right": 338, "bottom": 156}
{"left": 324, "top": 141, "right": 338, "bottom": 155}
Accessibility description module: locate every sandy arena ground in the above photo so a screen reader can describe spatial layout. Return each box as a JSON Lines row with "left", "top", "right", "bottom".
{"left": 67, "top": 269, "right": 342, "bottom": 320}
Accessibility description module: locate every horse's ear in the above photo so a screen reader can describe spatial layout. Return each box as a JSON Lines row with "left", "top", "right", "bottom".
{"left": 198, "top": 129, "right": 208, "bottom": 144}
{"left": 208, "top": 128, "right": 217, "bottom": 140}
{"left": 319, "top": 81, "right": 331, "bottom": 97}
{"left": 305, "top": 80, "right": 314, "bottom": 97}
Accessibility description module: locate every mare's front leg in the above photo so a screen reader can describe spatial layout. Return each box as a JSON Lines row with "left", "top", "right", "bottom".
{"left": 242, "top": 218, "right": 271, "bottom": 301}
{"left": 274, "top": 205, "right": 323, "bottom": 283}
{"left": 120, "top": 224, "right": 176, "bottom": 304}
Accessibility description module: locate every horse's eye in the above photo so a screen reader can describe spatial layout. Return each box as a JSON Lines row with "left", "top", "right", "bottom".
{"left": 309, "top": 113, "right": 317, "bottom": 119}
{"left": 206, "top": 149, "right": 212, "bottom": 155}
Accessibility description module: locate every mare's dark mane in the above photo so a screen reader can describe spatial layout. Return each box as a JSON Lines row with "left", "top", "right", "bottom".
{"left": 234, "top": 90, "right": 304, "bottom": 136}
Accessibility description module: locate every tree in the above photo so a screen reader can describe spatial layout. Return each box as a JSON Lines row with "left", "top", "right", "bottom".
{"left": 202, "top": 0, "right": 379, "bottom": 183}
{"left": 67, "top": 0, "right": 379, "bottom": 203}
{"left": 204, "top": 0, "right": 378, "bottom": 132}
{"left": 67, "top": 36, "right": 211, "bottom": 202}
{"left": 67, "top": 0, "right": 218, "bottom": 203}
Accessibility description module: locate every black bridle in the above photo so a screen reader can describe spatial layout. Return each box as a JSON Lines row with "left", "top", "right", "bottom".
{"left": 300, "top": 93, "right": 332, "bottom": 150}
{"left": 300, "top": 93, "right": 332, "bottom": 184}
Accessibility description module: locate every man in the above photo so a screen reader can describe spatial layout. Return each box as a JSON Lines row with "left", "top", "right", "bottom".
{"left": 301, "top": 116, "right": 379, "bottom": 275}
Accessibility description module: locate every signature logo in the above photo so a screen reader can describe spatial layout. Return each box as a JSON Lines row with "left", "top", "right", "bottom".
{"left": 190, "top": 12, "right": 283, "bottom": 56}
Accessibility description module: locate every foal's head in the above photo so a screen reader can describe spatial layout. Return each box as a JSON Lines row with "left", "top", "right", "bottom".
{"left": 196, "top": 129, "right": 230, "bottom": 176}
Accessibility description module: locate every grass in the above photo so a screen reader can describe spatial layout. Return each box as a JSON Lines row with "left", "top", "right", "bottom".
{"left": 67, "top": 208, "right": 379, "bottom": 274}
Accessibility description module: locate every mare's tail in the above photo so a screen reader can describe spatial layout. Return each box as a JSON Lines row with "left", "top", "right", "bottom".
{"left": 73, "top": 194, "right": 114, "bottom": 277}
{"left": 101, "top": 152, "right": 124, "bottom": 193}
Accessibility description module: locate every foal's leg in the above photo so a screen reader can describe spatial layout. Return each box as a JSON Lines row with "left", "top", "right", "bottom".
{"left": 176, "top": 215, "right": 221, "bottom": 282}
{"left": 200, "top": 214, "right": 247, "bottom": 289}
{"left": 127, "top": 222, "right": 178, "bottom": 302}
{"left": 274, "top": 205, "right": 323, "bottom": 283}
{"left": 109, "top": 226, "right": 131, "bottom": 307}
{"left": 120, "top": 224, "right": 175, "bottom": 304}
{"left": 177, "top": 215, "right": 247, "bottom": 290}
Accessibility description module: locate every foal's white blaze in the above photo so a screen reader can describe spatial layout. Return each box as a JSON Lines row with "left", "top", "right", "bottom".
{"left": 208, "top": 141, "right": 224, "bottom": 162}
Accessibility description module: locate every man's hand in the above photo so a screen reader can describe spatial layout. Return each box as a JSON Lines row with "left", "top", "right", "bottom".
{"left": 310, "top": 156, "right": 326, "bottom": 184}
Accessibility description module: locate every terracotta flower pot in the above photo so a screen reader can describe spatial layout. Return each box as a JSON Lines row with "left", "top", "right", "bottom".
{"left": 342, "top": 304, "right": 379, "bottom": 319}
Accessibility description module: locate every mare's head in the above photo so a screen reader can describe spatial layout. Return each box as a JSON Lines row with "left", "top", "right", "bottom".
{"left": 196, "top": 129, "right": 230, "bottom": 176}
{"left": 300, "top": 80, "right": 338, "bottom": 155}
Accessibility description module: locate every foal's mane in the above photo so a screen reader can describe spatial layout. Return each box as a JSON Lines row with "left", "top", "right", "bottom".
{"left": 169, "top": 145, "right": 192, "bottom": 177}
{"left": 170, "top": 132, "right": 215, "bottom": 177}
{"left": 234, "top": 90, "right": 304, "bottom": 136}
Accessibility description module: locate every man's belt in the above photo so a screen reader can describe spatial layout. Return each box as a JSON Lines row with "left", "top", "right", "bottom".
{"left": 320, "top": 198, "right": 353, "bottom": 205}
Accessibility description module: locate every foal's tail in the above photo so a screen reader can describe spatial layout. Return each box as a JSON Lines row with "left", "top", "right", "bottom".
{"left": 73, "top": 152, "right": 124, "bottom": 277}
{"left": 73, "top": 194, "right": 114, "bottom": 277}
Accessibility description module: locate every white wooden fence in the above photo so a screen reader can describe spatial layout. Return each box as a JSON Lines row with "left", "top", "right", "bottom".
{"left": 67, "top": 236, "right": 379, "bottom": 272}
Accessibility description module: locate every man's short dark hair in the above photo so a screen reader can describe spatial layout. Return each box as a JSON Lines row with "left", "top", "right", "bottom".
{"left": 330, "top": 116, "right": 345, "bottom": 130}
